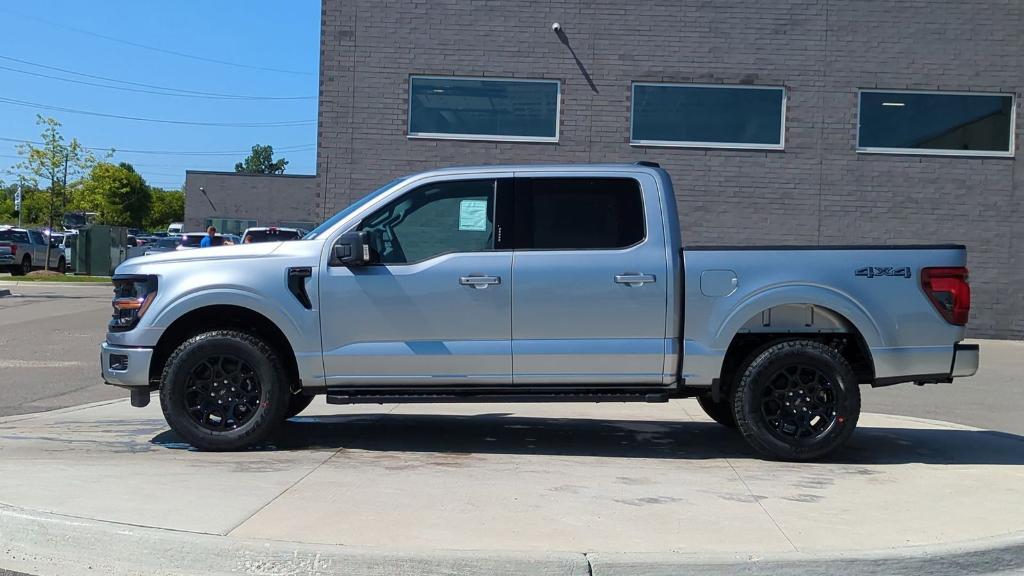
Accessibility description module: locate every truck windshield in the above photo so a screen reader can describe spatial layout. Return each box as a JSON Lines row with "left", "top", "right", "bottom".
{"left": 304, "top": 178, "right": 405, "bottom": 240}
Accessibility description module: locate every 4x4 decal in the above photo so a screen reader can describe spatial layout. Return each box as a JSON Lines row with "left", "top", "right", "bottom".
{"left": 855, "top": 266, "right": 912, "bottom": 279}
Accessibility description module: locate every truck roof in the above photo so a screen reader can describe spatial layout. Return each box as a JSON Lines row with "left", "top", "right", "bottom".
{"left": 402, "top": 162, "right": 667, "bottom": 179}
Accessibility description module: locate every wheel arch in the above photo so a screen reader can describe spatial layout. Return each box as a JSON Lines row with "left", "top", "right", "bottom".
{"left": 711, "top": 290, "right": 880, "bottom": 398}
{"left": 148, "top": 304, "right": 300, "bottom": 391}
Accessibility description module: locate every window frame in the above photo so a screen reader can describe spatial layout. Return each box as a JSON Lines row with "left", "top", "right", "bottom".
{"left": 407, "top": 75, "right": 561, "bottom": 143}
{"left": 629, "top": 82, "right": 787, "bottom": 150}
{"left": 856, "top": 88, "right": 1017, "bottom": 158}
{"left": 357, "top": 177, "right": 507, "bottom": 266}
{"left": 510, "top": 176, "right": 648, "bottom": 253}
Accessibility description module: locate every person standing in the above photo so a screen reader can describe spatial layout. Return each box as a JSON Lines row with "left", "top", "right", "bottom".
{"left": 200, "top": 226, "right": 216, "bottom": 248}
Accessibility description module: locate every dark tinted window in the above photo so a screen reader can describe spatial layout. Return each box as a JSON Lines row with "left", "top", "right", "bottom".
{"left": 180, "top": 235, "right": 226, "bottom": 247}
{"left": 632, "top": 84, "right": 785, "bottom": 147}
{"left": 515, "top": 178, "right": 645, "bottom": 250}
{"left": 858, "top": 91, "right": 1013, "bottom": 154}
{"left": 28, "top": 231, "right": 45, "bottom": 245}
{"left": 361, "top": 179, "right": 496, "bottom": 264}
{"left": 11, "top": 230, "right": 29, "bottom": 243}
{"left": 0, "top": 230, "right": 10, "bottom": 242}
{"left": 244, "top": 229, "right": 302, "bottom": 243}
{"left": 409, "top": 77, "right": 559, "bottom": 140}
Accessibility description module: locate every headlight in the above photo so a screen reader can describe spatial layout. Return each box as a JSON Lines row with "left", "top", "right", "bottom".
{"left": 110, "top": 275, "right": 158, "bottom": 332}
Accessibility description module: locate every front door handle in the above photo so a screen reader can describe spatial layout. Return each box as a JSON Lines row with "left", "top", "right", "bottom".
{"left": 615, "top": 273, "right": 656, "bottom": 287}
{"left": 460, "top": 275, "right": 501, "bottom": 289}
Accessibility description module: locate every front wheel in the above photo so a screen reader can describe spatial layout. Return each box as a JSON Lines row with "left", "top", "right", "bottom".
{"left": 159, "top": 330, "right": 290, "bottom": 451}
{"left": 732, "top": 340, "right": 860, "bottom": 461}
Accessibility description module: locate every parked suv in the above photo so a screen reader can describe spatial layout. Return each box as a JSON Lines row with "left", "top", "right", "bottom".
{"left": 101, "top": 163, "right": 978, "bottom": 460}
{"left": 241, "top": 227, "right": 307, "bottom": 244}
{"left": 0, "top": 226, "right": 65, "bottom": 275}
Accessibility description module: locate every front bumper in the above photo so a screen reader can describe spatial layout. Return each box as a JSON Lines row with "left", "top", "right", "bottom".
{"left": 951, "top": 343, "right": 979, "bottom": 378}
{"left": 100, "top": 342, "right": 154, "bottom": 388}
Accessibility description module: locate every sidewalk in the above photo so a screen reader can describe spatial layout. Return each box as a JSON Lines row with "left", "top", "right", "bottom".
{"left": 2, "top": 398, "right": 1024, "bottom": 575}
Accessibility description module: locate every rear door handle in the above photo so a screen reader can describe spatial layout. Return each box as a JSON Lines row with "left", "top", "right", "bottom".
{"left": 460, "top": 275, "right": 501, "bottom": 289}
{"left": 615, "top": 273, "right": 656, "bottom": 287}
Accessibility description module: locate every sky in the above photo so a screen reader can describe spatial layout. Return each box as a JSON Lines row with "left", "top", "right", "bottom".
{"left": 0, "top": 0, "right": 320, "bottom": 190}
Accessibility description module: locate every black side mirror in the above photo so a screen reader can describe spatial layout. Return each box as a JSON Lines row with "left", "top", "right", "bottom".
{"left": 333, "top": 230, "right": 371, "bottom": 266}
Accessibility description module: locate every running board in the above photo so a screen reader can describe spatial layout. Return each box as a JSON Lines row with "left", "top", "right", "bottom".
{"left": 326, "top": 390, "right": 673, "bottom": 405}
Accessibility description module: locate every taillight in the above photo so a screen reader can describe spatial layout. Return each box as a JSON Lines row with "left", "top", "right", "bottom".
{"left": 920, "top": 267, "right": 970, "bottom": 325}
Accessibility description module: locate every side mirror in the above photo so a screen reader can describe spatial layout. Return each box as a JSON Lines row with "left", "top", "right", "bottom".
{"left": 333, "top": 230, "right": 371, "bottom": 266}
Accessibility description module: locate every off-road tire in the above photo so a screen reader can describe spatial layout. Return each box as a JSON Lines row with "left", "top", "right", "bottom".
{"left": 159, "top": 330, "right": 290, "bottom": 451}
{"left": 732, "top": 340, "right": 860, "bottom": 461}
{"left": 284, "top": 394, "right": 315, "bottom": 420}
{"left": 697, "top": 393, "right": 737, "bottom": 428}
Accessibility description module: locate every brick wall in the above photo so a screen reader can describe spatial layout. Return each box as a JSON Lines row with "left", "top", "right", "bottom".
{"left": 317, "top": 0, "right": 1023, "bottom": 338}
{"left": 184, "top": 171, "right": 319, "bottom": 233}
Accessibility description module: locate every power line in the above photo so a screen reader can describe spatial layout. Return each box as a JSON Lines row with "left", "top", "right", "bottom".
{"left": 2, "top": 136, "right": 315, "bottom": 157}
{"left": 0, "top": 7, "right": 314, "bottom": 77}
{"left": 0, "top": 96, "right": 315, "bottom": 127}
{"left": 0, "top": 55, "right": 315, "bottom": 101}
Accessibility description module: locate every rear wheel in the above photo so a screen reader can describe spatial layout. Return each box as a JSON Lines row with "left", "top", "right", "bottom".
{"left": 54, "top": 256, "right": 66, "bottom": 274}
{"left": 732, "top": 340, "right": 860, "bottom": 461}
{"left": 10, "top": 256, "right": 30, "bottom": 276}
{"left": 159, "top": 330, "right": 290, "bottom": 451}
{"left": 697, "top": 393, "right": 736, "bottom": 428}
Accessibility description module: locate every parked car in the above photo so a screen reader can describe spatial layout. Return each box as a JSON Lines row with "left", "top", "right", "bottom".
{"left": 176, "top": 233, "right": 232, "bottom": 250}
{"left": 143, "top": 237, "right": 182, "bottom": 256}
{"left": 0, "top": 226, "right": 65, "bottom": 274}
{"left": 100, "top": 163, "right": 978, "bottom": 460}
{"left": 240, "top": 227, "right": 308, "bottom": 244}
{"left": 166, "top": 223, "right": 183, "bottom": 235}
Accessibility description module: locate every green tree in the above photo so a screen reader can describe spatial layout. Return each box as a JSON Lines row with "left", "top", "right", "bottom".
{"left": 145, "top": 187, "right": 185, "bottom": 230}
{"left": 11, "top": 116, "right": 99, "bottom": 263}
{"left": 234, "top": 144, "right": 288, "bottom": 174}
{"left": 81, "top": 162, "right": 152, "bottom": 227}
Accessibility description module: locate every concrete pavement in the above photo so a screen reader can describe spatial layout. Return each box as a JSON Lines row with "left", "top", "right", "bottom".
{"left": 2, "top": 398, "right": 1024, "bottom": 575}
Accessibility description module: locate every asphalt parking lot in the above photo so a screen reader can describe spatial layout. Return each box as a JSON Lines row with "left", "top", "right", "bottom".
{"left": 1, "top": 279, "right": 1022, "bottom": 436}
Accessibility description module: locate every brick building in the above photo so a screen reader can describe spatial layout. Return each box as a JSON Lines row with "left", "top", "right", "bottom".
{"left": 309, "top": 1, "right": 1022, "bottom": 338}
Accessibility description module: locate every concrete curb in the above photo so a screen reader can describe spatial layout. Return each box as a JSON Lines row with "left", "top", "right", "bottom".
{"left": 0, "top": 504, "right": 589, "bottom": 576}
{"left": 2, "top": 503, "right": 1024, "bottom": 576}
{"left": 0, "top": 397, "right": 132, "bottom": 425}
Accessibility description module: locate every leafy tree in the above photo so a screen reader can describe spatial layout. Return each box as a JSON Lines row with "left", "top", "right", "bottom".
{"left": 234, "top": 144, "right": 288, "bottom": 174}
{"left": 81, "top": 162, "right": 152, "bottom": 227}
{"left": 11, "top": 116, "right": 99, "bottom": 263}
{"left": 146, "top": 187, "right": 185, "bottom": 230}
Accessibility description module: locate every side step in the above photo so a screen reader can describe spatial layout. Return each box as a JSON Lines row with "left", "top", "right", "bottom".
{"left": 326, "top": 390, "right": 673, "bottom": 405}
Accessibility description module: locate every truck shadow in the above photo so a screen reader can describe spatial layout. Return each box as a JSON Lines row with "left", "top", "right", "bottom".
{"left": 151, "top": 412, "right": 1024, "bottom": 465}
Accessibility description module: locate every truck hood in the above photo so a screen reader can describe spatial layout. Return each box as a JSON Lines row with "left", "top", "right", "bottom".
{"left": 121, "top": 242, "right": 283, "bottom": 268}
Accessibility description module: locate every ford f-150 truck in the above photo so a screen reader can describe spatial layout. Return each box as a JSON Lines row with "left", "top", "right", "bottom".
{"left": 100, "top": 163, "right": 978, "bottom": 460}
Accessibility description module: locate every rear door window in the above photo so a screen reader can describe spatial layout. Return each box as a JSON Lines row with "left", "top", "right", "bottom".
{"left": 11, "top": 230, "right": 30, "bottom": 244}
{"left": 513, "top": 178, "right": 645, "bottom": 250}
{"left": 28, "top": 231, "right": 46, "bottom": 245}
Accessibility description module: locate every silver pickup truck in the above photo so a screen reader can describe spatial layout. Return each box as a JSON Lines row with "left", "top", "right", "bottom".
{"left": 101, "top": 163, "right": 978, "bottom": 460}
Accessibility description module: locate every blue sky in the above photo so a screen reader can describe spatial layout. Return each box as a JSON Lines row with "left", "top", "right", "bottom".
{"left": 0, "top": 0, "right": 319, "bottom": 190}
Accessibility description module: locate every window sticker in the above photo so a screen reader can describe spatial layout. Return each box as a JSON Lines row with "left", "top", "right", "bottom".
{"left": 458, "top": 199, "right": 488, "bottom": 231}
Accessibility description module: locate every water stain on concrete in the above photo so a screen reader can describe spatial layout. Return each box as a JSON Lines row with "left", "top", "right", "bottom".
{"left": 613, "top": 495, "right": 684, "bottom": 507}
